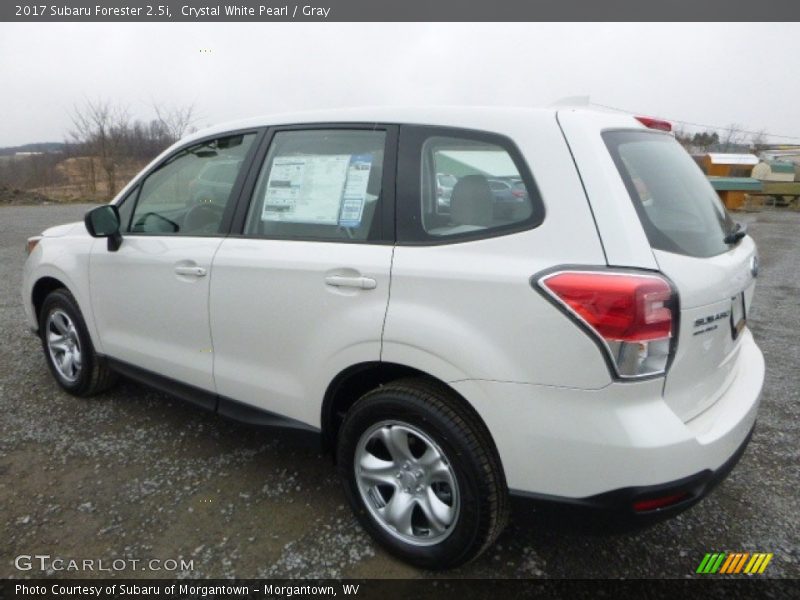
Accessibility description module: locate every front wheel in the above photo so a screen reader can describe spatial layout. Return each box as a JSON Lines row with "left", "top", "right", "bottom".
{"left": 336, "top": 378, "right": 509, "bottom": 569}
{"left": 39, "top": 288, "right": 117, "bottom": 396}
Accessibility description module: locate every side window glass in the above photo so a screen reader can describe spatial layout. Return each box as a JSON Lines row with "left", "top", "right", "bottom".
{"left": 130, "top": 133, "right": 255, "bottom": 236}
{"left": 244, "top": 130, "right": 386, "bottom": 242}
{"left": 421, "top": 136, "right": 533, "bottom": 237}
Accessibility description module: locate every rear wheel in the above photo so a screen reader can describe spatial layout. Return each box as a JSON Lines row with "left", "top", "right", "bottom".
{"left": 336, "top": 378, "right": 508, "bottom": 569}
{"left": 39, "top": 288, "right": 117, "bottom": 396}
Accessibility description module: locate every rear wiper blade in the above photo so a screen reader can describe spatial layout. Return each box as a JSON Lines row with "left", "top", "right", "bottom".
{"left": 724, "top": 222, "right": 747, "bottom": 244}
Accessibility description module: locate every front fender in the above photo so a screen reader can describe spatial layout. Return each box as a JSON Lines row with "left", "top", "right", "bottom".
{"left": 23, "top": 236, "right": 103, "bottom": 353}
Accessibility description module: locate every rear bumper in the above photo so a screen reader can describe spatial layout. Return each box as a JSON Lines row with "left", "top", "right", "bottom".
{"left": 509, "top": 421, "right": 755, "bottom": 526}
{"left": 451, "top": 328, "right": 764, "bottom": 500}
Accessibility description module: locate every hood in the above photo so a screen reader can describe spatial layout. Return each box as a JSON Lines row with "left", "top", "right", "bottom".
{"left": 42, "top": 221, "right": 85, "bottom": 238}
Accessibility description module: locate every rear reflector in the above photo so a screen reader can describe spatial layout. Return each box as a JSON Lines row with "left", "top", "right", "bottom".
{"left": 633, "top": 492, "right": 688, "bottom": 512}
{"left": 539, "top": 271, "right": 676, "bottom": 378}
{"left": 635, "top": 116, "right": 672, "bottom": 132}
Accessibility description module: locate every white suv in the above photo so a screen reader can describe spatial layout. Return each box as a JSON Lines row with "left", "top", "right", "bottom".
{"left": 22, "top": 107, "right": 764, "bottom": 569}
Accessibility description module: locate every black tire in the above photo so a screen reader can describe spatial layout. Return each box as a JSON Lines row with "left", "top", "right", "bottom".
{"left": 38, "top": 288, "right": 118, "bottom": 397}
{"left": 336, "top": 377, "right": 509, "bottom": 569}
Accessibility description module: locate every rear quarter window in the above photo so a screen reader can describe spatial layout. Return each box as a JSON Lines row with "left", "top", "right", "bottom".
{"left": 603, "top": 130, "right": 735, "bottom": 258}
{"left": 397, "top": 126, "right": 545, "bottom": 244}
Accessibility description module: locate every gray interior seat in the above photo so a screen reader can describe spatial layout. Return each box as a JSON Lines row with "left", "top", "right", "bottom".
{"left": 429, "top": 174, "right": 494, "bottom": 236}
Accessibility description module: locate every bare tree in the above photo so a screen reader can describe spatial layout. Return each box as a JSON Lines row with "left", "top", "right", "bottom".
{"left": 720, "top": 123, "right": 747, "bottom": 152}
{"left": 750, "top": 128, "right": 768, "bottom": 152}
{"left": 70, "top": 99, "right": 131, "bottom": 197}
{"left": 153, "top": 103, "right": 196, "bottom": 144}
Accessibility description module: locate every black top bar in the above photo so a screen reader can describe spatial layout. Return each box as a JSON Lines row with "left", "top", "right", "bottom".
{"left": 4, "top": 0, "right": 800, "bottom": 22}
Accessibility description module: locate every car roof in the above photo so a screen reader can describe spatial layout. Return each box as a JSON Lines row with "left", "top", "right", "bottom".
{"left": 185, "top": 106, "right": 561, "bottom": 142}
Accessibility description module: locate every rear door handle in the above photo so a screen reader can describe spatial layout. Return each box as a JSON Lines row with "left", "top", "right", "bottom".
{"left": 324, "top": 275, "right": 377, "bottom": 290}
{"left": 174, "top": 266, "right": 207, "bottom": 277}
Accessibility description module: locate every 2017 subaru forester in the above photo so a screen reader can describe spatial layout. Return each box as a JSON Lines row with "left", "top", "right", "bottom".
{"left": 22, "top": 107, "right": 764, "bottom": 568}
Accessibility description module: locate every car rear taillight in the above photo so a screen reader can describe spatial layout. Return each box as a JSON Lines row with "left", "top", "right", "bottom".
{"left": 511, "top": 189, "right": 526, "bottom": 198}
{"left": 538, "top": 271, "right": 676, "bottom": 378}
{"left": 635, "top": 116, "right": 672, "bottom": 132}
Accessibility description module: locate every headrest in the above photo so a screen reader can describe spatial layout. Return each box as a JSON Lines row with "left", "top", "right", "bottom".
{"left": 450, "top": 175, "right": 493, "bottom": 227}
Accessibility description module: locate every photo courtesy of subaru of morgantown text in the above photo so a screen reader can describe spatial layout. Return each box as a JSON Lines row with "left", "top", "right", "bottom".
{"left": 22, "top": 105, "right": 764, "bottom": 568}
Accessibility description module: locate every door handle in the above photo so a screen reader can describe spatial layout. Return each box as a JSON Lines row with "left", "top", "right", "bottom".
{"left": 324, "top": 275, "right": 377, "bottom": 290}
{"left": 174, "top": 266, "right": 207, "bottom": 277}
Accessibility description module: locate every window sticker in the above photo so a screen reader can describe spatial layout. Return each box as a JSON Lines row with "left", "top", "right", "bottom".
{"left": 338, "top": 154, "right": 373, "bottom": 227}
{"left": 262, "top": 154, "right": 350, "bottom": 224}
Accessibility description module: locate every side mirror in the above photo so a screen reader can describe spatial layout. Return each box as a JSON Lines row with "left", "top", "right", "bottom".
{"left": 85, "top": 205, "right": 123, "bottom": 251}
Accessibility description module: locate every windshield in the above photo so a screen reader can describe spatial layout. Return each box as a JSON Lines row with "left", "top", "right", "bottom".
{"left": 603, "top": 130, "right": 735, "bottom": 258}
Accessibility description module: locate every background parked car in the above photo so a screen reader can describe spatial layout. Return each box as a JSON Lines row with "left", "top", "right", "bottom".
{"left": 488, "top": 178, "right": 529, "bottom": 219}
{"left": 436, "top": 173, "right": 458, "bottom": 211}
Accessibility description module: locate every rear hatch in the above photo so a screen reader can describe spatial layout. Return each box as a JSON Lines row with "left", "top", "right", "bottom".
{"left": 602, "top": 129, "right": 757, "bottom": 421}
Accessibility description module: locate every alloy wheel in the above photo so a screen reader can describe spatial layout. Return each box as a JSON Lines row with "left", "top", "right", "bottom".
{"left": 354, "top": 420, "right": 460, "bottom": 546}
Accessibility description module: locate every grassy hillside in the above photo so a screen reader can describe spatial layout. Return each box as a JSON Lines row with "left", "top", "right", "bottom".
{"left": 0, "top": 153, "right": 148, "bottom": 204}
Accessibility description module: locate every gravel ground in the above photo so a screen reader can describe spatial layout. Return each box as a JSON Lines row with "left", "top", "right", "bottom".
{"left": 0, "top": 204, "right": 797, "bottom": 579}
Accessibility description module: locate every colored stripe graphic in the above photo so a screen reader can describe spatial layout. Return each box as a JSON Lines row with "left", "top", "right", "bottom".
{"left": 758, "top": 554, "right": 773, "bottom": 573}
{"left": 696, "top": 553, "right": 713, "bottom": 573}
{"left": 710, "top": 553, "right": 726, "bottom": 573}
{"left": 698, "top": 552, "right": 773, "bottom": 574}
{"left": 744, "top": 553, "right": 774, "bottom": 574}
{"left": 733, "top": 553, "right": 750, "bottom": 573}
{"left": 720, "top": 553, "right": 737, "bottom": 574}
{"left": 720, "top": 553, "right": 750, "bottom": 574}
{"left": 745, "top": 554, "right": 762, "bottom": 574}
{"left": 697, "top": 553, "right": 727, "bottom": 574}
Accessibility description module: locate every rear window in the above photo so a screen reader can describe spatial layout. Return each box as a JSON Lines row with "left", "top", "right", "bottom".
{"left": 603, "top": 130, "right": 735, "bottom": 258}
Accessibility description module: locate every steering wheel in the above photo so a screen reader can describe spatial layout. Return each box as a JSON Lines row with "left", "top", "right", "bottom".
{"left": 183, "top": 203, "right": 225, "bottom": 233}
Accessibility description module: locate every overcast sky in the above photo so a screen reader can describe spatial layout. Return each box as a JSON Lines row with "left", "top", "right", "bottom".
{"left": 1, "top": 22, "right": 798, "bottom": 146}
